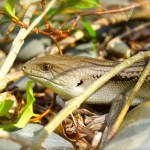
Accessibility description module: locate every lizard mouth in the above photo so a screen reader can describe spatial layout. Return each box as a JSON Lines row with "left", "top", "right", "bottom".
{"left": 26, "top": 74, "right": 72, "bottom": 100}
{"left": 26, "top": 74, "right": 65, "bottom": 88}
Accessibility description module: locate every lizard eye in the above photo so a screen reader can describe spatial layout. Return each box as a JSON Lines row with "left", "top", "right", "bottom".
{"left": 41, "top": 63, "right": 51, "bottom": 71}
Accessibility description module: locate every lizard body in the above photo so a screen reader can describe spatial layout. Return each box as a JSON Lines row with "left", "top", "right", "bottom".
{"left": 22, "top": 55, "right": 150, "bottom": 104}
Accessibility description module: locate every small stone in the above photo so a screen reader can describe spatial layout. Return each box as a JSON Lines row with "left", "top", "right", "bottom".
{"left": 0, "top": 123, "right": 73, "bottom": 150}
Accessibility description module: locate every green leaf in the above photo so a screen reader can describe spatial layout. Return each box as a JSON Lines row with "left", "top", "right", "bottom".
{"left": 0, "top": 100, "right": 14, "bottom": 118}
{"left": 46, "top": 8, "right": 60, "bottom": 19}
{"left": 81, "top": 18, "right": 97, "bottom": 51}
{"left": 4, "top": 0, "right": 18, "bottom": 20}
{"left": 64, "top": 0, "right": 99, "bottom": 9}
{"left": 0, "top": 81, "right": 38, "bottom": 130}
{"left": 13, "top": 80, "right": 38, "bottom": 128}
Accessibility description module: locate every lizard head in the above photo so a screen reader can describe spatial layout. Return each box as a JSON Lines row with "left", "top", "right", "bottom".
{"left": 22, "top": 55, "right": 98, "bottom": 99}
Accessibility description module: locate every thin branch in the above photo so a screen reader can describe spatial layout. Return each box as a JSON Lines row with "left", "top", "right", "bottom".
{"left": 106, "top": 61, "right": 150, "bottom": 142}
{"left": 59, "top": 1, "right": 150, "bottom": 31}
{"left": 0, "top": 71, "right": 24, "bottom": 92}
{"left": 0, "top": 7, "right": 27, "bottom": 44}
{"left": 49, "top": 10, "right": 149, "bottom": 55}
{"left": 0, "top": 11, "right": 59, "bottom": 36}
{"left": 20, "top": 0, "right": 57, "bottom": 40}
{"left": 115, "top": 21, "right": 150, "bottom": 39}
{"left": 51, "top": 35, "right": 63, "bottom": 55}
{"left": 1, "top": 0, "right": 149, "bottom": 38}
{"left": 0, "top": 0, "right": 57, "bottom": 81}
{"left": 0, "top": 4, "right": 37, "bottom": 81}
{"left": 12, "top": 18, "right": 52, "bottom": 36}
{"left": 0, "top": 130, "right": 31, "bottom": 148}
{"left": 41, "top": 0, "right": 62, "bottom": 35}
{"left": 41, "top": 0, "right": 63, "bottom": 55}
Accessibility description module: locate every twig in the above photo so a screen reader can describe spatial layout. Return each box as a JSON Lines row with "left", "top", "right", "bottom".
{"left": 49, "top": 30, "right": 84, "bottom": 55}
{"left": 41, "top": 0, "right": 63, "bottom": 55}
{"left": 41, "top": 0, "right": 51, "bottom": 31}
{"left": 29, "top": 51, "right": 150, "bottom": 150}
{"left": 0, "top": 10, "right": 59, "bottom": 36}
{"left": 106, "top": 21, "right": 150, "bottom": 58}
{"left": 41, "top": 0, "right": 62, "bottom": 35}
{"left": 1, "top": 0, "right": 149, "bottom": 38}
{"left": 0, "top": 7, "right": 27, "bottom": 44}
{"left": 0, "top": 4, "right": 37, "bottom": 81}
{"left": 106, "top": 61, "right": 150, "bottom": 143}
{"left": 51, "top": 35, "right": 63, "bottom": 55}
{"left": 115, "top": 21, "right": 150, "bottom": 39}
{"left": 0, "top": 71, "right": 24, "bottom": 92}
{"left": 59, "top": 1, "right": 150, "bottom": 31}
{"left": 49, "top": 10, "right": 149, "bottom": 54}
{"left": 0, "top": 0, "right": 57, "bottom": 81}
{"left": 0, "top": 130, "right": 31, "bottom": 148}
{"left": 20, "top": 0, "right": 56, "bottom": 40}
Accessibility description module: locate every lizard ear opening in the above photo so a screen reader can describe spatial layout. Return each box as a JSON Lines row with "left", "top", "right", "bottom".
{"left": 76, "top": 80, "right": 83, "bottom": 86}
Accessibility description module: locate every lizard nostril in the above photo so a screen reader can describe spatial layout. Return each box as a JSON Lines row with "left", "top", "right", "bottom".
{"left": 22, "top": 66, "right": 27, "bottom": 70}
